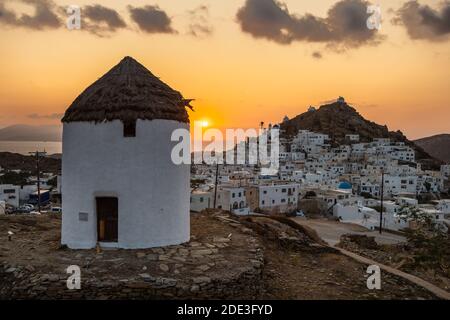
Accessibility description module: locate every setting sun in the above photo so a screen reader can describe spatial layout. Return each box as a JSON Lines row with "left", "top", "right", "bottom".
{"left": 0, "top": 0, "right": 449, "bottom": 304}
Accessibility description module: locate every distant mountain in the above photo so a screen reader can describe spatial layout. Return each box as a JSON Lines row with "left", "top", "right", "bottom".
{"left": 0, "top": 152, "right": 61, "bottom": 173}
{"left": 280, "top": 100, "right": 442, "bottom": 170}
{"left": 414, "top": 134, "right": 450, "bottom": 164}
{"left": 0, "top": 125, "right": 62, "bottom": 142}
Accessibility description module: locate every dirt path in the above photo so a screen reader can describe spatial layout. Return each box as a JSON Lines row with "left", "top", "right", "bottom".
{"left": 290, "top": 218, "right": 449, "bottom": 300}
{"left": 292, "top": 218, "right": 405, "bottom": 246}
{"left": 237, "top": 215, "right": 437, "bottom": 299}
{"left": 335, "top": 247, "right": 450, "bottom": 300}
{"left": 260, "top": 240, "right": 437, "bottom": 299}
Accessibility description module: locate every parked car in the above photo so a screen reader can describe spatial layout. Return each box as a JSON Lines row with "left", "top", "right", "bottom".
{"left": 16, "top": 206, "right": 32, "bottom": 214}
{"left": 50, "top": 207, "right": 62, "bottom": 213}
{"left": 296, "top": 210, "right": 306, "bottom": 217}
{"left": 5, "top": 204, "right": 15, "bottom": 215}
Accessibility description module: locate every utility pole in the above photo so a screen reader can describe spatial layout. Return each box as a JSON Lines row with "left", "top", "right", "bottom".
{"left": 379, "top": 169, "right": 385, "bottom": 234}
{"left": 30, "top": 151, "right": 46, "bottom": 213}
{"left": 36, "top": 152, "right": 41, "bottom": 213}
{"left": 213, "top": 162, "right": 219, "bottom": 209}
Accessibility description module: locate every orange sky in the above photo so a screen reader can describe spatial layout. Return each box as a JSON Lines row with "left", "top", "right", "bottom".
{"left": 0, "top": 0, "right": 449, "bottom": 139}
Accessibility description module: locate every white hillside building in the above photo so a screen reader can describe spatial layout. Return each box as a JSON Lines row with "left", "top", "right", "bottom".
{"left": 0, "top": 185, "right": 20, "bottom": 208}
{"left": 61, "top": 57, "right": 192, "bottom": 249}
{"left": 441, "top": 165, "right": 450, "bottom": 178}
{"left": 345, "top": 134, "right": 359, "bottom": 142}
{"left": 216, "top": 186, "right": 250, "bottom": 215}
{"left": 246, "top": 183, "right": 300, "bottom": 214}
{"left": 190, "top": 191, "right": 213, "bottom": 212}
{"left": 435, "top": 200, "right": 450, "bottom": 214}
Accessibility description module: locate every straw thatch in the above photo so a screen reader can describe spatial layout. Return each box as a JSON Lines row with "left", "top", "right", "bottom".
{"left": 62, "top": 56, "right": 191, "bottom": 123}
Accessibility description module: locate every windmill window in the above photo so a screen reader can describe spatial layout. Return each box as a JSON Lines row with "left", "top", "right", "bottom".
{"left": 123, "top": 120, "right": 136, "bottom": 137}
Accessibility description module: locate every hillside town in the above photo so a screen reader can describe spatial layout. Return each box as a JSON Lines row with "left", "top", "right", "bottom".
{"left": 1, "top": 61, "right": 449, "bottom": 300}
{"left": 190, "top": 97, "right": 450, "bottom": 234}
{"left": 0, "top": 169, "right": 61, "bottom": 215}
{"left": 1, "top": 98, "right": 449, "bottom": 235}
{"left": 2, "top": 0, "right": 450, "bottom": 308}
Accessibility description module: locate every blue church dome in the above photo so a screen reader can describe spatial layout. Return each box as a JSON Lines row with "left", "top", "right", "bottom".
{"left": 338, "top": 181, "right": 352, "bottom": 190}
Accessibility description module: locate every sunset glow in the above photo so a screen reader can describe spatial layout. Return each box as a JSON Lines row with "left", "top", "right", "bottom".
{"left": 0, "top": 0, "right": 449, "bottom": 139}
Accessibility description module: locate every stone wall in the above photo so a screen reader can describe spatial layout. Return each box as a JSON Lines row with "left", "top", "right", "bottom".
{"left": 1, "top": 255, "right": 263, "bottom": 299}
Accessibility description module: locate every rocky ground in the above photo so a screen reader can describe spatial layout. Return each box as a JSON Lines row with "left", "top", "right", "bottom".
{"left": 0, "top": 211, "right": 440, "bottom": 299}
{"left": 235, "top": 216, "right": 437, "bottom": 300}
{"left": 0, "top": 212, "right": 263, "bottom": 299}
{"left": 337, "top": 234, "right": 450, "bottom": 293}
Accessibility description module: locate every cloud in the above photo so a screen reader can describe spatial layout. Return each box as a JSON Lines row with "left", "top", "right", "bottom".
{"left": 187, "top": 5, "right": 213, "bottom": 38}
{"left": 0, "top": 0, "right": 61, "bottom": 30}
{"left": 312, "top": 51, "right": 323, "bottom": 59}
{"left": 81, "top": 4, "right": 127, "bottom": 36}
{"left": 236, "top": 0, "right": 383, "bottom": 49}
{"left": 28, "top": 113, "right": 63, "bottom": 120}
{"left": 319, "top": 98, "right": 341, "bottom": 105}
{"left": 392, "top": 1, "right": 450, "bottom": 41}
{"left": 128, "top": 5, "right": 176, "bottom": 34}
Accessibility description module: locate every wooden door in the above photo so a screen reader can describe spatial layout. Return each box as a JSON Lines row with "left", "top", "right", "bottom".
{"left": 96, "top": 197, "right": 118, "bottom": 242}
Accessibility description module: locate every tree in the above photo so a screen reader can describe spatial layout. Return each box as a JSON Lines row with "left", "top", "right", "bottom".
{"left": 400, "top": 206, "right": 450, "bottom": 276}
{"left": 190, "top": 178, "right": 206, "bottom": 191}
{"left": 304, "top": 191, "right": 316, "bottom": 199}
{"left": 0, "top": 171, "right": 31, "bottom": 186}
{"left": 360, "top": 192, "right": 373, "bottom": 199}
{"left": 47, "top": 176, "right": 57, "bottom": 188}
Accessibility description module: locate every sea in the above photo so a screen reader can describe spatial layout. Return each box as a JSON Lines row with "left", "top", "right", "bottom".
{"left": 0, "top": 141, "right": 62, "bottom": 155}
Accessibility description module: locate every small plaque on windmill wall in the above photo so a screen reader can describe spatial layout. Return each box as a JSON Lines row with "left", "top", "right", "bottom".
{"left": 79, "top": 212, "right": 89, "bottom": 221}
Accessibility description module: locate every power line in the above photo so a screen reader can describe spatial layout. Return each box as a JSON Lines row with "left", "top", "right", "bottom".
{"left": 213, "top": 162, "right": 220, "bottom": 209}
{"left": 379, "top": 169, "right": 384, "bottom": 234}
{"left": 29, "top": 151, "right": 47, "bottom": 213}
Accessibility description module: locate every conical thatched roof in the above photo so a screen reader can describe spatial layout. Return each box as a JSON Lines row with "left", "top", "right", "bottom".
{"left": 62, "top": 56, "right": 191, "bottom": 123}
